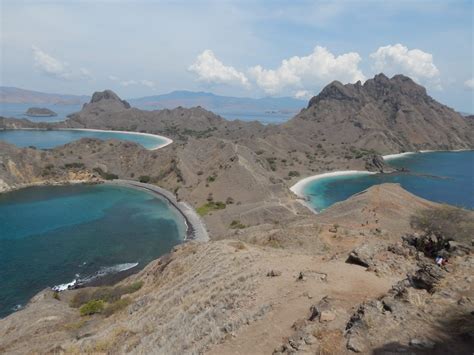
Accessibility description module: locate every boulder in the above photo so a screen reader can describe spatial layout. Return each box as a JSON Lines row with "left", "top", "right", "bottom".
{"left": 319, "top": 310, "right": 336, "bottom": 322}
{"left": 408, "top": 263, "right": 444, "bottom": 292}
{"left": 346, "top": 244, "right": 379, "bottom": 268}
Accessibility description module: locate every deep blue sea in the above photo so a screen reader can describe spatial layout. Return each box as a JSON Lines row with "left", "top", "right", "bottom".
{"left": 0, "top": 184, "right": 186, "bottom": 318}
{"left": 0, "top": 103, "right": 82, "bottom": 122}
{"left": 302, "top": 151, "right": 474, "bottom": 211}
{"left": 0, "top": 129, "right": 168, "bottom": 150}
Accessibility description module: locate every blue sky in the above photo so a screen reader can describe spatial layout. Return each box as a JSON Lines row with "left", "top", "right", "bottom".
{"left": 1, "top": 0, "right": 473, "bottom": 111}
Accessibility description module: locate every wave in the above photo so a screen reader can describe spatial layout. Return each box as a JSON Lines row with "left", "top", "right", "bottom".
{"left": 52, "top": 262, "right": 139, "bottom": 291}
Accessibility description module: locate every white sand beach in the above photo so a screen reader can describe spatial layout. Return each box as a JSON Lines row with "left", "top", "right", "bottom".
{"left": 290, "top": 170, "right": 376, "bottom": 198}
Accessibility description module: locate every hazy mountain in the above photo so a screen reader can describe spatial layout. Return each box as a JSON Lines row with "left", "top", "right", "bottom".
{"left": 128, "top": 90, "right": 305, "bottom": 113}
{"left": 0, "top": 87, "right": 90, "bottom": 105}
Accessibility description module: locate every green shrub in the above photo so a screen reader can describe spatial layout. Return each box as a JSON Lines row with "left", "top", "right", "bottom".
{"left": 64, "top": 162, "right": 85, "bottom": 169}
{"left": 196, "top": 201, "right": 226, "bottom": 216}
{"left": 139, "top": 175, "right": 151, "bottom": 183}
{"left": 207, "top": 175, "right": 216, "bottom": 183}
{"left": 288, "top": 171, "right": 300, "bottom": 177}
{"left": 80, "top": 300, "right": 105, "bottom": 316}
{"left": 103, "top": 297, "right": 132, "bottom": 317}
{"left": 93, "top": 167, "right": 118, "bottom": 180}
{"left": 70, "top": 281, "right": 143, "bottom": 309}
{"left": 230, "top": 220, "right": 246, "bottom": 229}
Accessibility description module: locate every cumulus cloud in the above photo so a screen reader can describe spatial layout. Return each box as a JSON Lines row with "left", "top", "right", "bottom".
{"left": 188, "top": 50, "right": 249, "bottom": 87}
{"left": 294, "top": 90, "right": 312, "bottom": 100}
{"left": 109, "top": 76, "right": 156, "bottom": 89}
{"left": 370, "top": 44, "right": 440, "bottom": 88}
{"left": 248, "top": 46, "right": 365, "bottom": 95}
{"left": 32, "top": 45, "right": 92, "bottom": 80}
{"left": 464, "top": 78, "right": 474, "bottom": 90}
{"left": 32, "top": 45, "right": 72, "bottom": 79}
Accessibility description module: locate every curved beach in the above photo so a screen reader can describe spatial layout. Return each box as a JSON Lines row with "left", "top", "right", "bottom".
{"left": 290, "top": 170, "right": 377, "bottom": 213}
{"left": 290, "top": 170, "right": 376, "bottom": 198}
{"left": 63, "top": 128, "right": 173, "bottom": 150}
{"left": 382, "top": 148, "right": 473, "bottom": 161}
{"left": 1, "top": 127, "right": 173, "bottom": 150}
{"left": 107, "top": 180, "right": 209, "bottom": 242}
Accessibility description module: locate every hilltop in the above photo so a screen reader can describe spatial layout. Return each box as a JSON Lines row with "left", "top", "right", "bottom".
{"left": 0, "top": 184, "right": 472, "bottom": 354}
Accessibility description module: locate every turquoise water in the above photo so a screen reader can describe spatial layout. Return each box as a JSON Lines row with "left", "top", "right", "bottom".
{"left": 0, "top": 103, "right": 82, "bottom": 122}
{"left": 302, "top": 151, "right": 474, "bottom": 211}
{"left": 0, "top": 184, "right": 186, "bottom": 318}
{"left": 0, "top": 129, "right": 168, "bottom": 150}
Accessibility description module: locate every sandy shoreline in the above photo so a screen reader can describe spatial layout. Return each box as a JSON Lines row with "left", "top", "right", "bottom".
{"left": 382, "top": 148, "right": 472, "bottom": 160}
{"left": 107, "top": 180, "right": 209, "bottom": 242}
{"left": 1, "top": 127, "right": 173, "bottom": 150}
{"left": 290, "top": 170, "right": 376, "bottom": 198}
{"left": 64, "top": 128, "right": 173, "bottom": 150}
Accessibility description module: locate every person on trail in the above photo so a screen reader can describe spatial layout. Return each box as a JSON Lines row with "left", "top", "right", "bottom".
{"left": 435, "top": 256, "right": 443, "bottom": 266}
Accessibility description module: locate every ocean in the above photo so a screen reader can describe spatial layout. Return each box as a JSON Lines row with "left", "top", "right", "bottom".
{"left": 0, "top": 184, "right": 186, "bottom": 318}
{"left": 301, "top": 151, "right": 474, "bottom": 211}
{"left": 0, "top": 103, "right": 83, "bottom": 122}
{"left": 0, "top": 129, "right": 169, "bottom": 150}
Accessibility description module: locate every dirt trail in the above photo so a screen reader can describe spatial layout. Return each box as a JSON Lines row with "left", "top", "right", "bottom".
{"left": 207, "top": 253, "right": 396, "bottom": 355}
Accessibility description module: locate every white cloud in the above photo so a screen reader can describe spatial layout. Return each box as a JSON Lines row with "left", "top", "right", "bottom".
{"left": 188, "top": 50, "right": 249, "bottom": 87}
{"left": 370, "top": 44, "right": 441, "bottom": 88}
{"left": 79, "top": 67, "right": 94, "bottom": 80}
{"left": 139, "top": 79, "right": 156, "bottom": 89}
{"left": 31, "top": 45, "right": 92, "bottom": 80}
{"left": 120, "top": 80, "right": 138, "bottom": 87}
{"left": 32, "top": 45, "right": 72, "bottom": 79}
{"left": 464, "top": 78, "right": 474, "bottom": 90}
{"left": 294, "top": 90, "right": 312, "bottom": 100}
{"left": 109, "top": 76, "right": 156, "bottom": 89}
{"left": 248, "top": 46, "right": 365, "bottom": 95}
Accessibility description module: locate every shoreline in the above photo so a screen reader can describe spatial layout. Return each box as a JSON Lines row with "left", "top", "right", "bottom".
{"left": 291, "top": 149, "right": 473, "bottom": 213}
{"left": 382, "top": 148, "right": 472, "bottom": 161}
{"left": 107, "top": 179, "right": 209, "bottom": 242}
{"left": 0, "top": 127, "right": 173, "bottom": 150}
{"left": 290, "top": 170, "right": 376, "bottom": 198}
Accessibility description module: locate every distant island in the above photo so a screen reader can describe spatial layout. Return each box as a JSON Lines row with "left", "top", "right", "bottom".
{"left": 25, "top": 107, "right": 57, "bottom": 117}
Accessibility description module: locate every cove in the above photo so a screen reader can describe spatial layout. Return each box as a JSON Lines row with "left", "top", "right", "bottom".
{"left": 0, "top": 184, "right": 186, "bottom": 318}
{"left": 293, "top": 151, "right": 474, "bottom": 212}
{"left": 0, "top": 129, "right": 172, "bottom": 150}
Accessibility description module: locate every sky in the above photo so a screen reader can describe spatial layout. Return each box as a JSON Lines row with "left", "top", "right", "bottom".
{"left": 1, "top": 0, "right": 473, "bottom": 112}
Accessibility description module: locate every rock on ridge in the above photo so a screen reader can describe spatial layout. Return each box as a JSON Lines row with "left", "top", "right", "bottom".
{"left": 88, "top": 90, "right": 131, "bottom": 108}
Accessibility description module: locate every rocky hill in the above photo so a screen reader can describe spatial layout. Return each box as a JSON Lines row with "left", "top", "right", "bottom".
{"left": 283, "top": 74, "right": 473, "bottom": 154}
{"left": 25, "top": 107, "right": 57, "bottom": 117}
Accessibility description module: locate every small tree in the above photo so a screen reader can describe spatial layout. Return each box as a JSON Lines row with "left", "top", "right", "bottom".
{"left": 410, "top": 205, "right": 473, "bottom": 246}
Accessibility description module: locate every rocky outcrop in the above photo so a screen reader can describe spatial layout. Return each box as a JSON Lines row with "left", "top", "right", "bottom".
{"left": 286, "top": 73, "right": 474, "bottom": 154}
{"left": 25, "top": 107, "right": 57, "bottom": 117}
{"left": 88, "top": 90, "right": 131, "bottom": 108}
